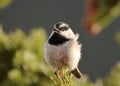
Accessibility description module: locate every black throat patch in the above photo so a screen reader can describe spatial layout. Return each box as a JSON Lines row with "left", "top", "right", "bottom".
{"left": 48, "top": 32, "right": 70, "bottom": 45}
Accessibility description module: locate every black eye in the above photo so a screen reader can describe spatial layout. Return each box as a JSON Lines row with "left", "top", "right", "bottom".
{"left": 56, "top": 23, "right": 60, "bottom": 29}
{"left": 55, "top": 22, "right": 69, "bottom": 31}
{"left": 59, "top": 26, "right": 69, "bottom": 31}
{"left": 55, "top": 22, "right": 63, "bottom": 29}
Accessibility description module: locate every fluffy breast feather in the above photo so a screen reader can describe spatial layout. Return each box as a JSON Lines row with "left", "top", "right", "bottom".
{"left": 44, "top": 33, "right": 82, "bottom": 70}
{"left": 66, "top": 34, "right": 82, "bottom": 70}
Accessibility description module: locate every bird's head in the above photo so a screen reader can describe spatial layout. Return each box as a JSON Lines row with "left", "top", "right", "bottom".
{"left": 53, "top": 22, "right": 75, "bottom": 39}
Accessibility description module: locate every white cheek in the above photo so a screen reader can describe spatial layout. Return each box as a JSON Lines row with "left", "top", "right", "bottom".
{"left": 60, "top": 29, "right": 75, "bottom": 38}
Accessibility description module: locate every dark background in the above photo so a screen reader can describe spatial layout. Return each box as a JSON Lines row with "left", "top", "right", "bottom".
{"left": 0, "top": 0, "right": 120, "bottom": 81}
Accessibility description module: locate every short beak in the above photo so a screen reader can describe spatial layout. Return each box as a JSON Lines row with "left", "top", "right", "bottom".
{"left": 53, "top": 28, "right": 59, "bottom": 33}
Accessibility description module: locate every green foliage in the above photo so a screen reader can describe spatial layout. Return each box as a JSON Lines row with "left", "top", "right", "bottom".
{"left": 74, "top": 62, "right": 120, "bottom": 86}
{"left": 0, "top": 26, "right": 52, "bottom": 86}
{"left": 104, "top": 62, "right": 120, "bottom": 86}
{"left": 115, "top": 31, "right": 120, "bottom": 45}
{"left": 50, "top": 69, "right": 74, "bottom": 86}
{"left": 0, "top": 26, "right": 120, "bottom": 86}
{"left": 83, "top": 0, "right": 120, "bottom": 35}
{"left": 0, "top": 0, "right": 12, "bottom": 10}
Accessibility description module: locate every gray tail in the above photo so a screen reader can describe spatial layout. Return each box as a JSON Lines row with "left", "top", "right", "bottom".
{"left": 71, "top": 67, "right": 82, "bottom": 79}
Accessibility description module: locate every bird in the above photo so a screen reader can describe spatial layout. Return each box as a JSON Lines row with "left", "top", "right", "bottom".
{"left": 44, "top": 22, "right": 82, "bottom": 78}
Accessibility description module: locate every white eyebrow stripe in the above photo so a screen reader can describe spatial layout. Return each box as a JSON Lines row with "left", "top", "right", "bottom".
{"left": 59, "top": 23, "right": 66, "bottom": 28}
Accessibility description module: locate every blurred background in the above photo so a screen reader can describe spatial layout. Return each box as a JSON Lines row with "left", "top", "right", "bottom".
{"left": 0, "top": 0, "right": 120, "bottom": 86}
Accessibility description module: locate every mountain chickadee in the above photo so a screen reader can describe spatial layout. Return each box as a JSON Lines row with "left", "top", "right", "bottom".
{"left": 44, "top": 22, "right": 82, "bottom": 78}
